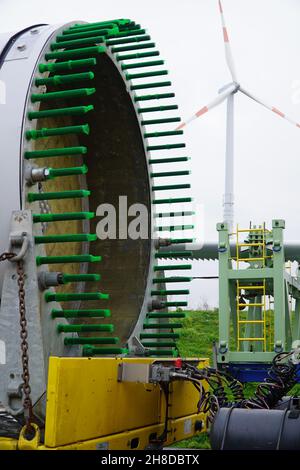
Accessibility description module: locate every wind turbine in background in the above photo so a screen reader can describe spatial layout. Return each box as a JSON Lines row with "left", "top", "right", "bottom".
{"left": 178, "top": 0, "right": 300, "bottom": 233}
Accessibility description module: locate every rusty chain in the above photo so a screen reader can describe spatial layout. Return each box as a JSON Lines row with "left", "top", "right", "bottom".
{"left": 0, "top": 252, "right": 16, "bottom": 263}
{"left": 0, "top": 251, "right": 34, "bottom": 435}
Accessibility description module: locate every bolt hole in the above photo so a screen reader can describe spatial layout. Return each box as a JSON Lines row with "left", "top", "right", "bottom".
{"left": 149, "top": 432, "right": 157, "bottom": 442}
{"left": 23, "top": 424, "right": 37, "bottom": 441}
{"left": 221, "top": 355, "right": 225, "bottom": 361}
{"left": 11, "top": 274, "right": 16, "bottom": 280}
{"left": 9, "top": 373, "right": 15, "bottom": 379}
{"left": 195, "top": 420, "right": 203, "bottom": 432}
{"left": 130, "top": 437, "right": 139, "bottom": 449}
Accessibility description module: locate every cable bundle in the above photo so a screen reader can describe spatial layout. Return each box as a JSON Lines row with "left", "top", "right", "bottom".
{"left": 177, "top": 353, "right": 297, "bottom": 426}
{"left": 239, "top": 352, "right": 296, "bottom": 409}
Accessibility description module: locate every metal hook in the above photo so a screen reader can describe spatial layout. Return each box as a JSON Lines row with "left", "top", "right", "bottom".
{"left": 8, "top": 232, "right": 29, "bottom": 261}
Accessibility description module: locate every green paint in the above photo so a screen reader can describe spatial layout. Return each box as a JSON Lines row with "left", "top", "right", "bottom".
{"left": 154, "top": 264, "right": 191, "bottom": 271}
{"left": 31, "top": 88, "right": 95, "bottom": 102}
{"left": 51, "top": 309, "right": 110, "bottom": 318}
{"left": 39, "top": 58, "right": 97, "bottom": 73}
{"left": 155, "top": 210, "right": 193, "bottom": 216}
{"left": 26, "top": 124, "right": 89, "bottom": 140}
{"left": 126, "top": 70, "right": 167, "bottom": 80}
{"left": 50, "top": 36, "right": 105, "bottom": 50}
{"left": 142, "top": 117, "right": 180, "bottom": 125}
{"left": 35, "top": 72, "right": 94, "bottom": 86}
{"left": 143, "top": 323, "right": 182, "bottom": 329}
{"left": 145, "top": 129, "right": 182, "bottom": 137}
{"left": 48, "top": 164, "right": 88, "bottom": 178}
{"left": 139, "top": 105, "right": 178, "bottom": 113}
{"left": 46, "top": 292, "right": 109, "bottom": 302}
{"left": 106, "top": 35, "right": 150, "bottom": 46}
{"left": 33, "top": 212, "right": 94, "bottom": 223}
{"left": 64, "top": 337, "right": 118, "bottom": 345}
{"left": 45, "top": 45, "right": 106, "bottom": 60}
{"left": 152, "top": 277, "right": 192, "bottom": 283}
{"left": 153, "top": 197, "right": 192, "bottom": 204}
{"left": 28, "top": 189, "right": 90, "bottom": 202}
{"left": 25, "top": 146, "right": 87, "bottom": 159}
{"left": 117, "top": 51, "right": 159, "bottom": 61}
{"left": 61, "top": 273, "right": 100, "bottom": 283}
{"left": 36, "top": 254, "right": 101, "bottom": 265}
{"left": 57, "top": 324, "right": 113, "bottom": 333}
{"left": 141, "top": 341, "right": 176, "bottom": 347}
{"left": 28, "top": 105, "right": 94, "bottom": 120}
{"left": 82, "top": 346, "right": 128, "bottom": 356}
{"left": 131, "top": 80, "right": 171, "bottom": 90}
{"left": 151, "top": 289, "right": 189, "bottom": 295}
{"left": 112, "top": 42, "right": 156, "bottom": 53}
{"left": 152, "top": 183, "right": 190, "bottom": 191}
{"left": 34, "top": 232, "right": 96, "bottom": 244}
{"left": 155, "top": 225, "right": 194, "bottom": 232}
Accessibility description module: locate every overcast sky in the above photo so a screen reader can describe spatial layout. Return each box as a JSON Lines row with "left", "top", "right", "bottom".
{"left": 1, "top": 0, "right": 300, "bottom": 308}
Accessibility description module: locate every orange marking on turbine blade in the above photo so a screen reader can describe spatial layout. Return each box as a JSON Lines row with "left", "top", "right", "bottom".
{"left": 272, "top": 107, "right": 285, "bottom": 118}
{"left": 223, "top": 27, "right": 229, "bottom": 43}
{"left": 196, "top": 106, "right": 208, "bottom": 117}
{"left": 296, "top": 123, "right": 300, "bottom": 128}
{"left": 219, "top": 0, "right": 223, "bottom": 13}
{"left": 176, "top": 123, "right": 186, "bottom": 130}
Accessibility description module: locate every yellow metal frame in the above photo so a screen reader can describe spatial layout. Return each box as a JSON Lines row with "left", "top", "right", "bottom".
{"left": 0, "top": 356, "right": 209, "bottom": 450}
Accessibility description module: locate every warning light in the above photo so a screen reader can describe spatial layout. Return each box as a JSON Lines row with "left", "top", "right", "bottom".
{"left": 174, "top": 358, "right": 182, "bottom": 368}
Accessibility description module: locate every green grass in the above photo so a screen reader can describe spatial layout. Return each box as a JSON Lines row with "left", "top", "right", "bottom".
{"left": 171, "top": 309, "right": 217, "bottom": 449}
{"left": 176, "top": 309, "right": 219, "bottom": 360}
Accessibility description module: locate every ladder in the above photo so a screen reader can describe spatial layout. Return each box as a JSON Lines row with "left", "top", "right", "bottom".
{"left": 235, "top": 225, "right": 268, "bottom": 351}
{"left": 236, "top": 280, "right": 266, "bottom": 351}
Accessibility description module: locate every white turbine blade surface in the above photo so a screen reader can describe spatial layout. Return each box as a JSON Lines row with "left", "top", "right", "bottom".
{"left": 240, "top": 87, "right": 300, "bottom": 128}
{"left": 218, "top": 0, "right": 237, "bottom": 82}
{"left": 177, "top": 83, "right": 236, "bottom": 130}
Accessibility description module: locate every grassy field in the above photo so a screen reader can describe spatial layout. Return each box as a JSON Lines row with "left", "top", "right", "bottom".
{"left": 171, "top": 309, "right": 217, "bottom": 449}
{"left": 170, "top": 309, "right": 300, "bottom": 449}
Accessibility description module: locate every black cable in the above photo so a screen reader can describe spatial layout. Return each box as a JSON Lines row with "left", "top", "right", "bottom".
{"left": 149, "top": 382, "right": 170, "bottom": 446}
{"left": 240, "top": 352, "right": 296, "bottom": 409}
{"left": 177, "top": 355, "right": 297, "bottom": 425}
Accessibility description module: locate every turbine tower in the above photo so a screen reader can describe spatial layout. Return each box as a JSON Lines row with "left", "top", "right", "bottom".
{"left": 178, "top": 0, "right": 300, "bottom": 232}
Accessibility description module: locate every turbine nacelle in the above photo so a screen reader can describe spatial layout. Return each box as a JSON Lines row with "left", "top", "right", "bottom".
{"left": 218, "top": 82, "right": 240, "bottom": 95}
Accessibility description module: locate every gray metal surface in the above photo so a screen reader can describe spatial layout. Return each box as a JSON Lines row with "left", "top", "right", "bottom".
{"left": 160, "top": 241, "right": 300, "bottom": 262}
{"left": 0, "top": 20, "right": 157, "bottom": 360}
{"left": 0, "top": 210, "right": 78, "bottom": 418}
{"left": 0, "top": 211, "right": 45, "bottom": 415}
{"left": 0, "top": 24, "right": 60, "bottom": 292}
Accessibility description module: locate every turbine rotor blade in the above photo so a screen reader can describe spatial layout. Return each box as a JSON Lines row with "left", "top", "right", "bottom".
{"left": 177, "top": 83, "right": 237, "bottom": 130}
{"left": 218, "top": 0, "right": 238, "bottom": 82}
{"left": 240, "top": 86, "right": 300, "bottom": 128}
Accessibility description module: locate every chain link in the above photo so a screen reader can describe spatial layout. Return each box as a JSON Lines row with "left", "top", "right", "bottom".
{"left": 0, "top": 252, "right": 34, "bottom": 434}
{"left": 0, "top": 252, "right": 16, "bottom": 262}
